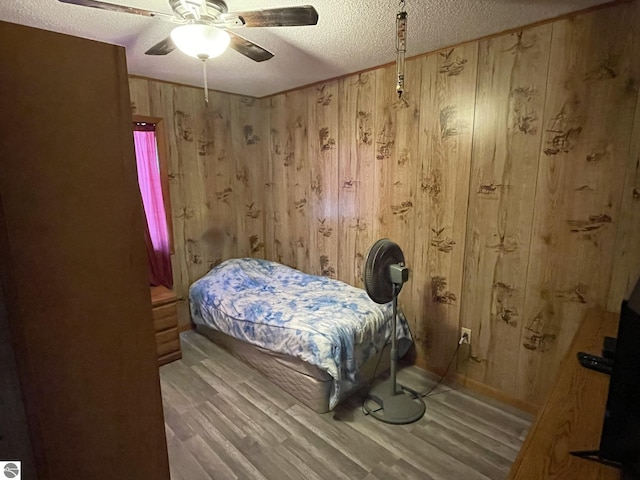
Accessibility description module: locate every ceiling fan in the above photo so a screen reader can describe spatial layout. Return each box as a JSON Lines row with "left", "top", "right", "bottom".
{"left": 57, "top": 0, "right": 319, "bottom": 63}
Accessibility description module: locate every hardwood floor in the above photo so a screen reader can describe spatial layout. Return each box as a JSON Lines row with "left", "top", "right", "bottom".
{"left": 160, "top": 331, "right": 533, "bottom": 480}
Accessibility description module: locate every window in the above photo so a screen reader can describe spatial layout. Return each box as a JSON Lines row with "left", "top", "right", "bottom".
{"left": 133, "top": 116, "right": 174, "bottom": 288}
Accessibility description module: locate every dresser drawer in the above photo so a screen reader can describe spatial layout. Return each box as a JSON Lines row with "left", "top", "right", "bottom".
{"left": 151, "top": 285, "right": 177, "bottom": 307}
{"left": 156, "top": 327, "right": 180, "bottom": 357}
{"left": 150, "top": 286, "right": 181, "bottom": 366}
{"left": 152, "top": 302, "right": 178, "bottom": 333}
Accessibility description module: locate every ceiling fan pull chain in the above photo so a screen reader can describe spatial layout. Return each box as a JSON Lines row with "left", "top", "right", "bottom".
{"left": 202, "top": 58, "right": 209, "bottom": 104}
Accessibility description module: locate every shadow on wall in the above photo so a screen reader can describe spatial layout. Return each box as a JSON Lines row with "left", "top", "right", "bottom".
{"left": 198, "top": 226, "right": 230, "bottom": 271}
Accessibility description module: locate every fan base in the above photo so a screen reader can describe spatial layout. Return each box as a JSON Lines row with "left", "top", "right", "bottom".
{"left": 363, "top": 381, "right": 426, "bottom": 425}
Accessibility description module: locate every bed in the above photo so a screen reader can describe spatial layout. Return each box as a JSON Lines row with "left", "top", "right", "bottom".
{"left": 189, "top": 257, "right": 413, "bottom": 413}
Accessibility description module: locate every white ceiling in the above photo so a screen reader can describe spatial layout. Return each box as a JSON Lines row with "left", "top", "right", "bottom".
{"left": 1, "top": 0, "right": 611, "bottom": 98}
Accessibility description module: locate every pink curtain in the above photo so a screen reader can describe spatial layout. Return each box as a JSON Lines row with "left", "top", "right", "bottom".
{"left": 133, "top": 130, "right": 173, "bottom": 288}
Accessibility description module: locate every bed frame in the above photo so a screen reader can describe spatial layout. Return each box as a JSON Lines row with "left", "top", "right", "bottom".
{"left": 195, "top": 324, "right": 392, "bottom": 413}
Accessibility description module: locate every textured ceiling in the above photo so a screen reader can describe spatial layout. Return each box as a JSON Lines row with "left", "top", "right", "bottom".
{"left": 1, "top": 0, "right": 611, "bottom": 97}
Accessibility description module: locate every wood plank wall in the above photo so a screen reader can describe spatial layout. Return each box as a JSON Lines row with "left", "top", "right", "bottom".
{"left": 128, "top": 79, "right": 266, "bottom": 326}
{"left": 462, "top": 23, "right": 552, "bottom": 401}
{"left": 129, "top": 0, "right": 640, "bottom": 408}
{"left": 262, "top": 1, "right": 640, "bottom": 408}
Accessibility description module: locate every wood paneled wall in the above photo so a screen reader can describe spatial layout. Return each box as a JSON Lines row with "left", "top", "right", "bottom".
{"left": 128, "top": 79, "right": 266, "bottom": 326}
{"left": 262, "top": 1, "right": 640, "bottom": 408}
{"left": 130, "top": 0, "right": 640, "bottom": 408}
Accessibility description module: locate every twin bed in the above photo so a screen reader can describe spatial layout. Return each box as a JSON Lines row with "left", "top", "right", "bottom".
{"left": 189, "top": 257, "right": 412, "bottom": 412}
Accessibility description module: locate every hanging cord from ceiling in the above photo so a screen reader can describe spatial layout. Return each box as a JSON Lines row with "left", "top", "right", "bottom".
{"left": 396, "top": 0, "right": 407, "bottom": 98}
{"left": 201, "top": 56, "right": 209, "bottom": 104}
{"left": 198, "top": 0, "right": 208, "bottom": 104}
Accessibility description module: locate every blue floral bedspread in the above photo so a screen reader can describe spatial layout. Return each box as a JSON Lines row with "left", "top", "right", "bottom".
{"left": 189, "top": 257, "right": 412, "bottom": 409}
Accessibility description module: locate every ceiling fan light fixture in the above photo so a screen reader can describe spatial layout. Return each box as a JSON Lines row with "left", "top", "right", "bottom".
{"left": 170, "top": 24, "right": 230, "bottom": 59}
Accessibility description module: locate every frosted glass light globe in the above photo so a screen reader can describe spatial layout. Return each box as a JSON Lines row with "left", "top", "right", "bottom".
{"left": 170, "top": 24, "right": 230, "bottom": 60}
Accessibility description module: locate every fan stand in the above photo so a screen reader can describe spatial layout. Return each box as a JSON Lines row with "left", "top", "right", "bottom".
{"left": 363, "top": 268, "right": 426, "bottom": 424}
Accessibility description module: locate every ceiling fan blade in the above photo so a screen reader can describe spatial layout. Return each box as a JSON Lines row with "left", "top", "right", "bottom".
{"left": 227, "top": 31, "right": 274, "bottom": 62}
{"left": 231, "top": 5, "right": 319, "bottom": 27}
{"left": 57, "top": 0, "right": 174, "bottom": 21}
{"left": 145, "top": 36, "right": 176, "bottom": 56}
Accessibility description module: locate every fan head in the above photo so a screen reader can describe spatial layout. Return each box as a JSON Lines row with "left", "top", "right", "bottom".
{"left": 364, "top": 239, "right": 408, "bottom": 304}
{"left": 362, "top": 239, "right": 424, "bottom": 424}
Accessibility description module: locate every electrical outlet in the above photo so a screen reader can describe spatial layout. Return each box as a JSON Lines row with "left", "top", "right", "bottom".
{"left": 461, "top": 327, "right": 471, "bottom": 345}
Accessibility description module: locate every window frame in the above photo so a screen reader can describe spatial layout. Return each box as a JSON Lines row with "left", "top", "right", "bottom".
{"left": 133, "top": 115, "right": 174, "bottom": 254}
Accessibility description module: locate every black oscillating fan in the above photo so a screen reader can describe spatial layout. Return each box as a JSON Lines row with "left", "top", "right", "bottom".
{"left": 363, "top": 239, "right": 425, "bottom": 424}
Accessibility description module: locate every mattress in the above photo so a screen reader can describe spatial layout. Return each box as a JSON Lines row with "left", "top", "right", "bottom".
{"left": 189, "top": 258, "right": 412, "bottom": 410}
{"left": 195, "top": 324, "right": 393, "bottom": 413}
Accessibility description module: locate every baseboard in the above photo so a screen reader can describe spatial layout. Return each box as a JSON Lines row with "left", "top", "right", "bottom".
{"left": 413, "top": 358, "right": 540, "bottom": 416}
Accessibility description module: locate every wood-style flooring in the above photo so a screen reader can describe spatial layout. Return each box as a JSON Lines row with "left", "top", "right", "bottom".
{"left": 160, "top": 331, "right": 533, "bottom": 480}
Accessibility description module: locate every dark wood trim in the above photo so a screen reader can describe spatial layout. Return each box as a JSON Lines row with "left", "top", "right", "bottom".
{"left": 133, "top": 114, "right": 175, "bottom": 255}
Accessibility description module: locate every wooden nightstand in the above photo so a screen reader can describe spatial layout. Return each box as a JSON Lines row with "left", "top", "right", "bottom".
{"left": 150, "top": 286, "right": 182, "bottom": 366}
